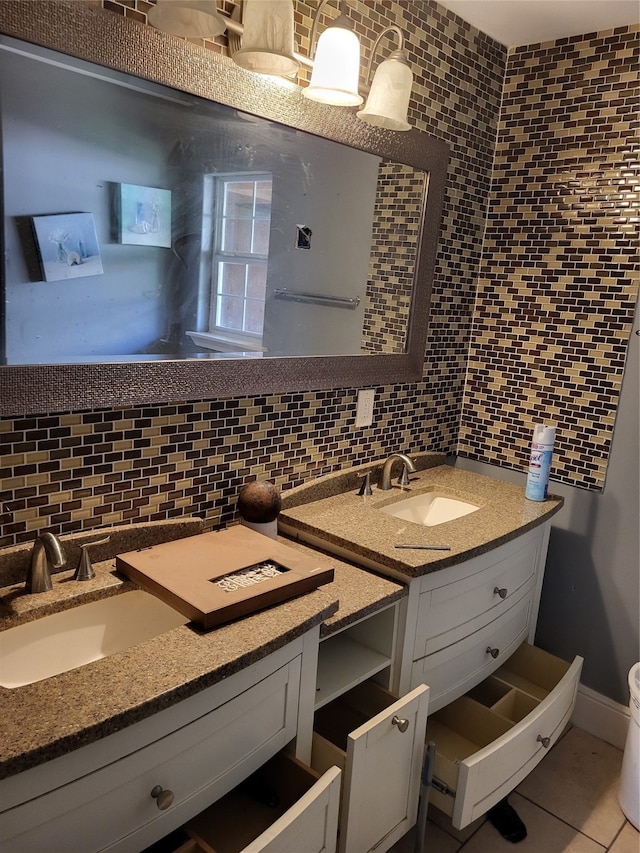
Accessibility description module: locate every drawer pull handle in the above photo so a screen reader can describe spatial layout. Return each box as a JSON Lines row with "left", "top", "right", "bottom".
{"left": 494, "top": 586, "right": 508, "bottom": 599}
{"left": 392, "top": 715, "right": 410, "bottom": 733}
{"left": 486, "top": 646, "right": 500, "bottom": 659}
{"left": 537, "top": 735, "right": 551, "bottom": 749}
{"left": 151, "top": 786, "right": 174, "bottom": 810}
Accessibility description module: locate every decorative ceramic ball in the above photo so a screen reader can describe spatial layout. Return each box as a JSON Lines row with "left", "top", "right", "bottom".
{"left": 237, "top": 481, "right": 281, "bottom": 523}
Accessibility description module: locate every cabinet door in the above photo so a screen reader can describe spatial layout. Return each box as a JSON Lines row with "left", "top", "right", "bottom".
{"left": 243, "top": 765, "right": 341, "bottom": 853}
{"left": 187, "top": 762, "right": 341, "bottom": 853}
{"left": 340, "top": 684, "right": 429, "bottom": 853}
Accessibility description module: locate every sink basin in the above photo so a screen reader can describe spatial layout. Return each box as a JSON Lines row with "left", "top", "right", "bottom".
{"left": 380, "top": 492, "right": 479, "bottom": 527}
{"left": 0, "top": 590, "right": 188, "bottom": 688}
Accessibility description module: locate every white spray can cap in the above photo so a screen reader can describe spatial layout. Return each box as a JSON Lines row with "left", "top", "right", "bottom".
{"left": 533, "top": 424, "right": 555, "bottom": 445}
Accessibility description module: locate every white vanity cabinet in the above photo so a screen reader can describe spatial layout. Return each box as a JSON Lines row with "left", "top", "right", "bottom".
{"left": 151, "top": 591, "right": 426, "bottom": 853}
{"left": 398, "top": 525, "right": 551, "bottom": 708}
{"left": 1, "top": 507, "right": 579, "bottom": 850}
{"left": 395, "top": 522, "right": 583, "bottom": 829}
{"left": 0, "top": 634, "right": 319, "bottom": 853}
{"left": 276, "top": 463, "right": 577, "bottom": 837}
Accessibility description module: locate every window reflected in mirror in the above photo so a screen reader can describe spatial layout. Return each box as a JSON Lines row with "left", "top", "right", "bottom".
{"left": 193, "top": 172, "right": 273, "bottom": 353}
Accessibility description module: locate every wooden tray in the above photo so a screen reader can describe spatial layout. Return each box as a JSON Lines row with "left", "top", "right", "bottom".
{"left": 116, "top": 526, "right": 334, "bottom": 629}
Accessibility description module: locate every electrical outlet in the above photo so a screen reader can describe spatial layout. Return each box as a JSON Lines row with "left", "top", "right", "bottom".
{"left": 355, "top": 389, "right": 375, "bottom": 428}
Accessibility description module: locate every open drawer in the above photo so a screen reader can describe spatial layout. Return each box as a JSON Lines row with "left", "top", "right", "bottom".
{"left": 173, "top": 752, "right": 341, "bottom": 853}
{"left": 426, "top": 643, "right": 583, "bottom": 829}
{"left": 311, "top": 681, "right": 429, "bottom": 853}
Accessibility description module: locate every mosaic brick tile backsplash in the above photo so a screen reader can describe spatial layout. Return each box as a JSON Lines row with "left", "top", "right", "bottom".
{"left": 364, "top": 162, "right": 423, "bottom": 353}
{"left": 0, "top": 1, "right": 637, "bottom": 547}
{"left": 459, "top": 24, "right": 639, "bottom": 488}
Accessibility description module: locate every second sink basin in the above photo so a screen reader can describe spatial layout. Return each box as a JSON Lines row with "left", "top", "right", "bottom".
{"left": 0, "top": 590, "right": 188, "bottom": 688}
{"left": 380, "top": 492, "right": 479, "bottom": 527}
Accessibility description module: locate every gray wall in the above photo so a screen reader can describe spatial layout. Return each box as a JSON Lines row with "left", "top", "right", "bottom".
{"left": 2, "top": 46, "right": 173, "bottom": 361}
{"left": 456, "top": 297, "right": 639, "bottom": 704}
{"left": 262, "top": 140, "right": 378, "bottom": 357}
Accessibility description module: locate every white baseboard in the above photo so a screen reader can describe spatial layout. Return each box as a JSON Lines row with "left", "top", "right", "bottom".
{"left": 571, "top": 682, "right": 631, "bottom": 750}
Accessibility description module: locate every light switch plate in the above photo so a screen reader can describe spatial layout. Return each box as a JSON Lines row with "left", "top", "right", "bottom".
{"left": 355, "top": 389, "right": 375, "bottom": 428}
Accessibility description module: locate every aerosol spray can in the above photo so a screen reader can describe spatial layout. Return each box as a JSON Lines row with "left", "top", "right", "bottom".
{"left": 525, "top": 425, "right": 556, "bottom": 501}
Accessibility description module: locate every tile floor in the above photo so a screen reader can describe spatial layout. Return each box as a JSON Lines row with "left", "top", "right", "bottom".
{"left": 391, "top": 726, "right": 639, "bottom": 852}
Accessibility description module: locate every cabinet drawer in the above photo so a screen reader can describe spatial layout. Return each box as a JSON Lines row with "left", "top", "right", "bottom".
{"left": 1, "top": 657, "right": 302, "bottom": 853}
{"left": 311, "top": 681, "right": 429, "bottom": 853}
{"left": 413, "top": 527, "right": 543, "bottom": 660}
{"left": 411, "top": 591, "right": 533, "bottom": 712}
{"left": 426, "top": 643, "right": 583, "bottom": 829}
{"left": 182, "top": 752, "right": 341, "bottom": 853}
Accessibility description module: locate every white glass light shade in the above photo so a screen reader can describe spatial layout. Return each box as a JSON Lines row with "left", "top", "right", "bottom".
{"left": 357, "top": 56, "right": 413, "bottom": 131}
{"left": 233, "top": 0, "right": 299, "bottom": 76}
{"left": 303, "top": 25, "right": 363, "bottom": 106}
{"left": 148, "top": 1, "right": 227, "bottom": 39}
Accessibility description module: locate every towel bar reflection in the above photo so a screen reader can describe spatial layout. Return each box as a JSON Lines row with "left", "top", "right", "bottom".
{"left": 273, "top": 288, "right": 361, "bottom": 309}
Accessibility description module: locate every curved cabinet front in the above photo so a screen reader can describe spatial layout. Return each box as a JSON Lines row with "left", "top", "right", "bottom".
{"left": 402, "top": 524, "right": 550, "bottom": 711}
{"left": 427, "top": 643, "right": 583, "bottom": 829}
{"left": 0, "top": 642, "right": 306, "bottom": 853}
{"left": 411, "top": 591, "right": 534, "bottom": 712}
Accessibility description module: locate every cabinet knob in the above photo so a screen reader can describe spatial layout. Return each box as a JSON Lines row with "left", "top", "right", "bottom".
{"left": 486, "top": 646, "right": 500, "bottom": 659}
{"left": 150, "top": 785, "right": 175, "bottom": 810}
{"left": 392, "top": 715, "right": 410, "bottom": 733}
{"left": 493, "top": 586, "right": 508, "bottom": 599}
{"left": 537, "top": 735, "right": 551, "bottom": 749}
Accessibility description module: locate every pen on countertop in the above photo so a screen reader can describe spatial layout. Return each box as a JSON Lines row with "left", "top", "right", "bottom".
{"left": 394, "top": 544, "right": 451, "bottom": 551}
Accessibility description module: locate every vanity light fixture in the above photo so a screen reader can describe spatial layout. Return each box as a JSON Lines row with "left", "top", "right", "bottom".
{"left": 232, "top": 0, "right": 300, "bottom": 77}
{"left": 147, "top": 0, "right": 227, "bottom": 39}
{"left": 148, "top": 0, "right": 413, "bottom": 130}
{"left": 357, "top": 26, "right": 413, "bottom": 131}
{"left": 302, "top": 0, "right": 363, "bottom": 107}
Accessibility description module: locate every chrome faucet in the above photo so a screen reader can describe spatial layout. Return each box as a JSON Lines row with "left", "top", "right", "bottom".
{"left": 379, "top": 452, "right": 417, "bottom": 491}
{"left": 26, "top": 532, "right": 66, "bottom": 593}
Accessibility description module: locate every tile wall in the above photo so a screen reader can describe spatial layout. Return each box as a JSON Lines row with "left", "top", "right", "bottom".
{"left": 0, "top": 1, "right": 636, "bottom": 547}
{"left": 460, "top": 24, "right": 639, "bottom": 488}
{"left": 364, "top": 162, "right": 423, "bottom": 353}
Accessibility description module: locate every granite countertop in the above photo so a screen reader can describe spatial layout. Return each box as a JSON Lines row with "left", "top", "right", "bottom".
{"left": 0, "top": 526, "right": 405, "bottom": 780}
{"left": 281, "top": 538, "right": 406, "bottom": 638}
{"left": 279, "top": 454, "right": 564, "bottom": 580}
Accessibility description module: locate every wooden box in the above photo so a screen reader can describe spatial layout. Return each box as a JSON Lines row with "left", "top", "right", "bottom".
{"left": 116, "top": 526, "right": 334, "bottom": 629}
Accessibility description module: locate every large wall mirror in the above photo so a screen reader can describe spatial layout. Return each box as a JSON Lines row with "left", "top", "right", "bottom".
{"left": 0, "top": 1, "right": 449, "bottom": 416}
